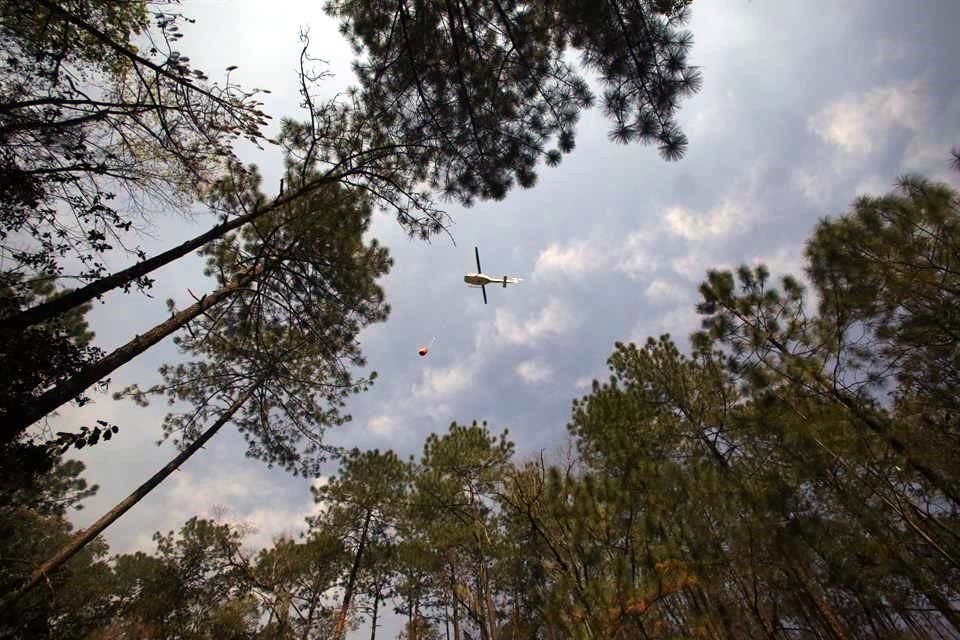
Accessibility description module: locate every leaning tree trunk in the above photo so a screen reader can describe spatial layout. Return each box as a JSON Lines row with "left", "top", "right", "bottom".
{"left": 2, "top": 264, "right": 262, "bottom": 442}
{"left": 786, "top": 557, "right": 848, "bottom": 640}
{"left": 721, "top": 301, "right": 960, "bottom": 506}
{"left": 0, "top": 173, "right": 337, "bottom": 334}
{"left": 333, "top": 509, "right": 373, "bottom": 640}
{"left": 1, "top": 383, "right": 257, "bottom": 608}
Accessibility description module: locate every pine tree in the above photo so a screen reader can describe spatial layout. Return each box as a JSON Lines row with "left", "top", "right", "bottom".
{"left": 249, "top": 531, "right": 345, "bottom": 639}
{"left": 310, "top": 448, "right": 411, "bottom": 640}
{"left": 0, "top": 455, "right": 115, "bottom": 639}
{"left": 3, "top": 171, "right": 391, "bottom": 442}
{"left": 3, "top": 1, "right": 704, "bottom": 339}
{"left": 408, "top": 422, "right": 513, "bottom": 640}
{"left": 805, "top": 175, "right": 960, "bottom": 500}
{"left": 105, "top": 517, "right": 258, "bottom": 638}
{"left": 0, "top": 0, "right": 270, "bottom": 285}
{"left": 8, "top": 176, "right": 391, "bottom": 602}
{"left": 328, "top": 0, "right": 703, "bottom": 206}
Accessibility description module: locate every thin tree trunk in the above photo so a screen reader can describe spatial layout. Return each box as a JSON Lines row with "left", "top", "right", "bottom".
{"left": 2, "top": 383, "right": 256, "bottom": 608}
{"left": 443, "top": 603, "right": 450, "bottom": 640}
{"left": 300, "top": 595, "right": 316, "bottom": 640}
{"left": 450, "top": 565, "right": 462, "bottom": 640}
{"left": 301, "top": 573, "right": 324, "bottom": 640}
{"left": 722, "top": 302, "right": 960, "bottom": 506}
{"left": 333, "top": 509, "right": 373, "bottom": 640}
{"left": 408, "top": 594, "right": 415, "bottom": 640}
{"left": 3, "top": 264, "right": 262, "bottom": 441}
{"left": 481, "top": 561, "right": 497, "bottom": 640}
{"left": 369, "top": 588, "right": 381, "bottom": 640}
{"left": 786, "top": 558, "right": 848, "bottom": 640}
{"left": 0, "top": 173, "right": 335, "bottom": 334}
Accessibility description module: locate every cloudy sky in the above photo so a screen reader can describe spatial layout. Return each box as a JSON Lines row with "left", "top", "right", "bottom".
{"left": 53, "top": 0, "right": 959, "bottom": 633}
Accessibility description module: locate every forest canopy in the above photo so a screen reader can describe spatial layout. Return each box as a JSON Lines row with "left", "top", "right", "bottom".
{"left": 4, "top": 173, "right": 960, "bottom": 638}
{"left": 2, "top": 0, "right": 959, "bottom": 638}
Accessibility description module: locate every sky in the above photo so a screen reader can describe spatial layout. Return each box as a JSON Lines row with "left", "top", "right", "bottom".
{"left": 50, "top": 0, "right": 960, "bottom": 635}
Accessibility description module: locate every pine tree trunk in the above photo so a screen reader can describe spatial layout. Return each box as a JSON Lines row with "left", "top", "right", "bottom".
{"left": 407, "top": 595, "right": 415, "bottom": 640}
{"left": 333, "top": 509, "right": 373, "bottom": 640}
{"left": 450, "top": 565, "right": 462, "bottom": 640}
{"left": 724, "top": 302, "right": 960, "bottom": 506}
{"left": 1, "top": 208, "right": 254, "bottom": 332}
{"left": 369, "top": 589, "right": 381, "bottom": 640}
{"left": 2, "top": 264, "right": 262, "bottom": 441}
{"left": 0, "top": 174, "right": 336, "bottom": 333}
{"left": 2, "top": 383, "right": 256, "bottom": 608}
{"left": 301, "top": 573, "right": 323, "bottom": 640}
{"left": 786, "top": 558, "right": 848, "bottom": 640}
{"left": 481, "top": 561, "right": 497, "bottom": 640}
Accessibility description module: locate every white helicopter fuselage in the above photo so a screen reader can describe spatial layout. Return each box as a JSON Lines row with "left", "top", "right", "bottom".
{"left": 464, "top": 273, "right": 522, "bottom": 287}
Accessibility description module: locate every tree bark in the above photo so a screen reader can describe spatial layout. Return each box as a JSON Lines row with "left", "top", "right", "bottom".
{"left": 785, "top": 555, "right": 848, "bottom": 640}
{"left": 722, "top": 301, "right": 960, "bottom": 506}
{"left": 450, "top": 565, "right": 462, "bottom": 640}
{"left": 3, "top": 264, "right": 262, "bottom": 441}
{"left": 333, "top": 509, "right": 373, "bottom": 640}
{"left": 369, "top": 587, "right": 381, "bottom": 640}
{"left": 2, "top": 383, "right": 256, "bottom": 608}
{"left": 0, "top": 174, "right": 336, "bottom": 334}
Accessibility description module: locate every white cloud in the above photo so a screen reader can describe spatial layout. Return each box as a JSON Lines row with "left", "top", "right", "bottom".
{"left": 644, "top": 278, "right": 689, "bottom": 304}
{"left": 495, "top": 299, "right": 577, "bottom": 345}
{"left": 164, "top": 468, "right": 262, "bottom": 518}
{"left": 616, "top": 231, "right": 658, "bottom": 279}
{"left": 791, "top": 168, "right": 835, "bottom": 207}
{"left": 664, "top": 201, "right": 745, "bottom": 241}
{"left": 515, "top": 359, "right": 553, "bottom": 384}
{"left": 108, "top": 469, "right": 325, "bottom": 554}
{"left": 873, "top": 39, "right": 909, "bottom": 65}
{"left": 574, "top": 376, "right": 593, "bottom": 389}
{"left": 671, "top": 252, "right": 731, "bottom": 284}
{"left": 657, "top": 306, "right": 701, "bottom": 338}
{"left": 749, "top": 246, "right": 805, "bottom": 282}
{"left": 630, "top": 305, "right": 701, "bottom": 346}
{"left": 853, "top": 175, "right": 892, "bottom": 198}
{"left": 422, "top": 402, "right": 454, "bottom": 423}
{"left": 808, "top": 80, "right": 926, "bottom": 154}
{"left": 412, "top": 364, "right": 470, "bottom": 398}
{"left": 367, "top": 415, "right": 396, "bottom": 436}
{"left": 534, "top": 241, "right": 604, "bottom": 278}
{"left": 686, "top": 88, "right": 738, "bottom": 141}
{"left": 238, "top": 504, "right": 318, "bottom": 550}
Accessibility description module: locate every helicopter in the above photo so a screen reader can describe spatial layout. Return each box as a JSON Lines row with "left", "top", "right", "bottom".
{"left": 464, "top": 247, "right": 522, "bottom": 304}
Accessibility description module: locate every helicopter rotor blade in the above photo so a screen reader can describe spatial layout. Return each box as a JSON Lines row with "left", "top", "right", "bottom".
{"left": 481, "top": 284, "right": 487, "bottom": 304}
{"left": 475, "top": 246, "right": 482, "bottom": 273}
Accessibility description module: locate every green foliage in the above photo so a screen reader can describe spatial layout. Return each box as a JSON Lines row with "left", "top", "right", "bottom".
{"left": 0, "top": 274, "right": 103, "bottom": 428}
{"left": 0, "top": 456, "right": 114, "bottom": 639}
{"left": 806, "top": 175, "right": 960, "bottom": 455}
{"left": 0, "top": 0, "right": 270, "bottom": 285}
{"left": 117, "top": 172, "right": 392, "bottom": 476}
{"left": 0, "top": 0, "right": 149, "bottom": 70}
{"left": 325, "top": 0, "right": 701, "bottom": 209}
{"left": 312, "top": 448, "right": 411, "bottom": 638}
{"left": 108, "top": 517, "right": 257, "bottom": 639}
{"left": 250, "top": 531, "right": 344, "bottom": 639}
